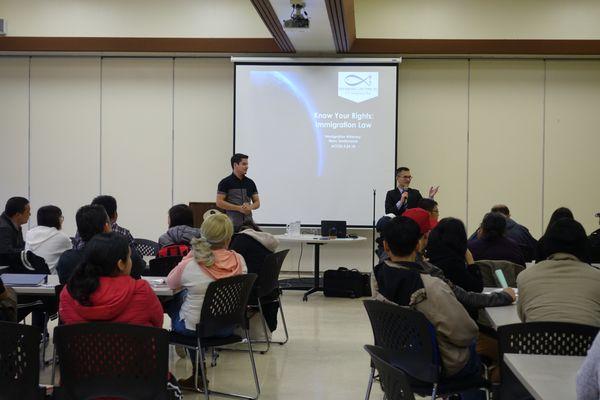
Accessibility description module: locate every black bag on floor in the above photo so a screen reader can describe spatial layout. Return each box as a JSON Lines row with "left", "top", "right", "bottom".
{"left": 323, "top": 268, "right": 371, "bottom": 298}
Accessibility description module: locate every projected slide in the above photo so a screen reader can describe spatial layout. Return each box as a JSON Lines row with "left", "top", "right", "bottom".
{"left": 235, "top": 63, "right": 397, "bottom": 226}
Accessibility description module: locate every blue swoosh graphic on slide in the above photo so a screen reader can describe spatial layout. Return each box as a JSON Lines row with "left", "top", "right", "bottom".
{"left": 250, "top": 71, "right": 324, "bottom": 176}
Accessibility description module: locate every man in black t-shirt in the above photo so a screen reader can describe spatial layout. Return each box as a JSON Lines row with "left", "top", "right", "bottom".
{"left": 216, "top": 153, "right": 260, "bottom": 230}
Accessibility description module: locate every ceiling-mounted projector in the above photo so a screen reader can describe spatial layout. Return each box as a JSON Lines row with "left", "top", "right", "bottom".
{"left": 283, "top": 0, "right": 309, "bottom": 29}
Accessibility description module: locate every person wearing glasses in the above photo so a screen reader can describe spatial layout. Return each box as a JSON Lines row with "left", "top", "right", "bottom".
{"left": 25, "top": 205, "right": 72, "bottom": 274}
{"left": 384, "top": 167, "right": 439, "bottom": 216}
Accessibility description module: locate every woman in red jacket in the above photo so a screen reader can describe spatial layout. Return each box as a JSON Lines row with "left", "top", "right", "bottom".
{"left": 60, "top": 232, "right": 163, "bottom": 328}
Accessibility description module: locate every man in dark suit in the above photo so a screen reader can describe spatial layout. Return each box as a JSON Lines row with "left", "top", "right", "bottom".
{"left": 384, "top": 167, "right": 439, "bottom": 216}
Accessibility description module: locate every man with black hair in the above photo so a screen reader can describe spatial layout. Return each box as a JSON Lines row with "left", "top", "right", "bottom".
{"left": 384, "top": 167, "right": 439, "bottom": 216}
{"left": 91, "top": 195, "right": 136, "bottom": 248}
{"left": 0, "top": 196, "right": 31, "bottom": 265}
{"left": 517, "top": 218, "right": 600, "bottom": 327}
{"left": 469, "top": 204, "right": 537, "bottom": 261}
{"left": 216, "top": 153, "right": 260, "bottom": 230}
{"left": 372, "top": 217, "right": 483, "bottom": 397}
{"left": 57, "top": 205, "right": 145, "bottom": 284}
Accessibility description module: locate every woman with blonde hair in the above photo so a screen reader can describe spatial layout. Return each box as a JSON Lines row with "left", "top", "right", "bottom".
{"left": 166, "top": 211, "right": 246, "bottom": 390}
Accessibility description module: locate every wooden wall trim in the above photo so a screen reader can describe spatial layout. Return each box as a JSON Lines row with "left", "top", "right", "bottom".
{"left": 0, "top": 37, "right": 282, "bottom": 53}
{"left": 350, "top": 39, "right": 600, "bottom": 55}
{"left": 325, "top": 0, "right": 356, "bottom": 53}
{"left": 250, "top": 0, "right": 295, "bottom": 53}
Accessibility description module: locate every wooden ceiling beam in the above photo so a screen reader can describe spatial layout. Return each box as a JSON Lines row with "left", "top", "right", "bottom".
{"left": 325, "top": 0, "right": 356, "bottom": 53}
{"left": 250, "top": 0, "right": 296, "bottom": 53}
{"left": 0, "top": 37, "right": 282, "bottom": 53}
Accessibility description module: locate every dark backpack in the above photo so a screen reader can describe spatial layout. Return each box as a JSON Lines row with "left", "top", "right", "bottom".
{"left": 323, "top": 267, "right": 371, "bottom": 298}
{"left": 6, "top": 250, "right": 50, "bottom": 275}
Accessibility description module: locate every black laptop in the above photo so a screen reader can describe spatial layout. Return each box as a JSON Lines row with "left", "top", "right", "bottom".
{"left": 321, "top": 220, "right": 347, "bottom": 238}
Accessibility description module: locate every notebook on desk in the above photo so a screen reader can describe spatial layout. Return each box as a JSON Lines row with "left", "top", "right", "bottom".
{"left": 1, "top": 273, "right": 47, "bottom": 287}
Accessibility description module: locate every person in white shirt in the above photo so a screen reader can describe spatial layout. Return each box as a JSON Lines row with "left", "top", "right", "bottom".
{"left": 25, "top": 205, "right": 72, "bottom": 274}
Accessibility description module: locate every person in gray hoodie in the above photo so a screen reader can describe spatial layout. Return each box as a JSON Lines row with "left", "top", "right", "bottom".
{"left": 25, "top": 205, "right": 72, "bottom": 274}
{"left": 158, "top": 204, "right": 201, "bottom": 248}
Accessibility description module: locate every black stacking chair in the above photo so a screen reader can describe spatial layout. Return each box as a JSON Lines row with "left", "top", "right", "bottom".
{"left": 145, "top": 256, "right": 183, "bottom": 277}
{"left": 363, "top": 300, "right": 488, "bottom": 399}
{"left": 134, "top": 238, "right": 161, "bottom": 257}
{"left": 169, "top": 274, "right": 260, "bottom": 399}
{"left": 497, "top": 322, "right": 599, "bottom": 399}
{"left": 52, "top": 322, "right": 170, "bottom": 400}
{"left": 0, "top": 321, "right": 45, "bottom": 400}
{"left": 364, "top": 345, "right": 416, "bottom": 400}
{"left": 247, "top": 249, "right": 290, "bottom": 353}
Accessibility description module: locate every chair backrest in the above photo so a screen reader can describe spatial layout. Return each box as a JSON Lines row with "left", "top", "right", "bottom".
{"left": 498, "top": 321, "right": 599, "bottom": 357}
{"left": 254, "top": 249, "right": 289, "bottom": 298}
{"left": 198, "top": 274, "right": 257, "bottom": 338}
{"left": 475, "top": 260, "right": 524, "bottom": 287}
{"left": 53, "top": 322, "right": 170, "bottom": 400}
{"left": 134, "top": 238, "right": 161, "bottom": 257}
{"left": 0, "top": 321, "right": 42, "bottom": 400}
{"left": 145, "top": 256, "right": 183, "bottom": 277}
{"left": 364, "top": 345, "right": 416, "bottom": 400}
{"left": 363, "top": 300, "right": 440, "bottom": 382}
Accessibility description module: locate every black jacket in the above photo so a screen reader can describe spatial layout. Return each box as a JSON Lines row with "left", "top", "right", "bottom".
{"left": 0, "top": 213, "right": 25, "bottom": 266}
{"left": 229, "top": 233, "right": 272, "bottom": 275}
{"left": 56, "top": 243, "right": 144, "bottom": 284}
{"left": 384, "top": 188, "right": 423, "bottom": 216}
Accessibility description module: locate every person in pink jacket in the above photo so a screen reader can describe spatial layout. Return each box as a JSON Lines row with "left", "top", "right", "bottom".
{"left": 60, "top": 232, "right": 163, "bottom": 328}
{"left": 166, "top": 211, "right": 246, "bottom": 390}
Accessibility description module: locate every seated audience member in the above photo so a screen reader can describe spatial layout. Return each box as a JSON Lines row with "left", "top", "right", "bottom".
{"left": 380, "top": 211, "right": 514, "bottom": 313}
{"left": 230, "top": 222, "right": 280, "bottom": 331}
{"left": 417, "top": 198, "right": 439, "bottom": 229}
{"left": 535, "top": 207, "right": 575, "bottom": 262}
{"left": 590, "top": 213, "right": 600, "bottom": 264}
{"left": 427, "top": 217, "right": 484, "bottom": 293}
{"left": 166, "top": 212, "right": 246, "bottom": 389}
{"left": 577, "top": 334, "right": 600, "bottom": 400}
{"left": 57, "top": 205, "right": 144, "bottom": 284}
{"left": 0, "top": 196, "right": 31, "bottom": 266}
{"left": 517, "top": 218, "right": 600, "bottom": 327}
{"left": 479, "top": 205, "right": 537, "bottom": 261}
{"left": 60, "top": 232, "right": 163, "bottom": 327}
{"left": 158, "top": 204, "right": 200, "bottom": 255}
{"left": 372, "top": 217, "right": 483, "bottom": 399}
{"left": 25, "top": 205, "right": 72, "bottom": 274}
{"left": 57, "top": 205, "right": 110, "bottom": 283}
{"left": 468, "top": 212, "right": 525, "bottom": 266}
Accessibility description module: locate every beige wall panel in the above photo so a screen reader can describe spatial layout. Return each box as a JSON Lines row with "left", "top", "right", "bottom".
{"left": 0, "top": 0, "right": 270, "bottom": 37}
{"left": 173, "top": 58, "right": 233, "bottom": 209}
{"left": 29, "top": 58, "right": 101, "bottom": 236}
{"left": 0, "top": 58, "right": 29, "bottom": 209}
{"left": 356, "top": 0, "right": 600, "bottom": 40}
{"left": 545, "top": 61, "right": 600, "bottom": 234}
{"left": 468, "top": 61, "right": 544, "bottom": 237}
{"left": 398, "top": 60, "right": 469, "bottom": 223}
{"left": 101, "top": 58, "right": 173, "bottom": 241}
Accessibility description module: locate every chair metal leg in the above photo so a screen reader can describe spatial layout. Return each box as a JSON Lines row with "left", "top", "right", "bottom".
{"left": 50, "top": 347, "right": 57, "bottom": 385}
{"left": 206, "top": 330, "right": 261, "bottom": 400}
{"left": 256, "top": 299, "right": 271, "bottom": 354}
{"left": 364, "top": 366, "right": 375, "bottom": 400}
{"left": 274, "top": 294, "right": 289, "bottom": 345}
{"left": 198, "top": 346, "right": 210, "bottom": 400}
{"left": 431, "top": 382, "right": 438, "bottom": 399}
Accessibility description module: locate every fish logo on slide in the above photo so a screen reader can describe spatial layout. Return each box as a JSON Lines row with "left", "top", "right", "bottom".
{"left": 338, "top": 72, "right": 379, "bottom": 103}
